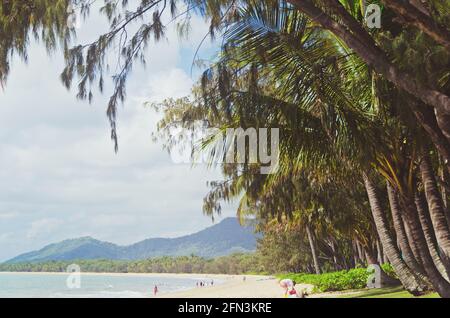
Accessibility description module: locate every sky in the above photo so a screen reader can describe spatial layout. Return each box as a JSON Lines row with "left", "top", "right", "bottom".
{"left": 0, "top": 4, "right": 236, "bottom": 261}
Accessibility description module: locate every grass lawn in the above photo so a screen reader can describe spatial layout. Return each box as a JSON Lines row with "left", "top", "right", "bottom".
{"left": 338, "top": 286, "right": 439, "bottom": 298}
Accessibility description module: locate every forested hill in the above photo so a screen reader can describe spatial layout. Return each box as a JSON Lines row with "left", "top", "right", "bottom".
{"left": 6, "top": 218, "right": 257, "bottom": 263}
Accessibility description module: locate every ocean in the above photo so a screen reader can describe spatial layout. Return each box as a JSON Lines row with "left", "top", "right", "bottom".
{"left": 0, "top": 272, "right": 219, "bottom": 298}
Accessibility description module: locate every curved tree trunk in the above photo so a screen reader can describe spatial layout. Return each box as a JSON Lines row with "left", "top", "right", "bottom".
{"left": 415, "top": 191, "right": 450, "bottom": 282}
{"left": 409, "top": 101, "right": 450, "bottom": 174}
{"left": 376, "top": 239, "right": 383, "bottom": 264}
{"left": 356, "top": 240, "right": 365, "bottom": 265}
{"left": 287, "top": 0, "right": 450, "bottom": 114}
{"left": 402, "top": 211, "right": 424, "bottom": 266}
{"left": 435, "top": 110, "right": 450, "bottom": 146}
{"left": 327, "top": 236, "right": 340, "bottom": 270}
{"left": 420, "top": 154, "right": 450, "bottom": 262}
{"left": 399, "top": 195, "right": 450, "bottom": 297}
{"left": 362, "top": 173, "right": 427, "bottom": 294}
{"left": 387, "top": 183, "right": 431, "bottom": 287}
{"left": 306, "top": 224, "right": 321, "bottom": 274}
{"left": 381, "top": 0, "right": 450, "bottom": 50}
{"left": 352, "top": 240, "right": 363, "bottom": 267}
{"left": 377, "top": 235, "right": 390, "bottom": 264}
{"left": 442, "top": 166, "right": 450, "bottom": 227}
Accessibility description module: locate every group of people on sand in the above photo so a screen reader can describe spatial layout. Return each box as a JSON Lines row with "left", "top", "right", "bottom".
{"left": 196, "top": 280, "right": 214, "bottom": 288}
{"left": 154, "top": 277, "right": 305, "bottom": 297}
{"left": 279, "top": 278, "right": 308, "bottom": 298}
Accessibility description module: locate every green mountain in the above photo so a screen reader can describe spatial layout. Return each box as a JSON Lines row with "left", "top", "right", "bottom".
{"left": 6, "top": 218, "right": 257, "bottom": 263}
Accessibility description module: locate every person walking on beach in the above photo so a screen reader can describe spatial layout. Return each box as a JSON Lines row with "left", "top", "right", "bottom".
{"left": 211, "top": 280, "right": 214, "bottom": 286}
{"left": 153, "top": 285, "right": 158, "bottom": 296}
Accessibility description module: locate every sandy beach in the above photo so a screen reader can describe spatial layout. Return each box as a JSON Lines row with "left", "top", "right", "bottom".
{"left": 160, "top": 274, "right": 314, "bottom": 298}
{"left": 0, "top": 272, "right": 315, "bottom": 298}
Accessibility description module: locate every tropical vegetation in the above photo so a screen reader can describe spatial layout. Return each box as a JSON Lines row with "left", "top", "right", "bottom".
{"left": 0, "top": 254, "right": 263, "bottom": 275}
{"left": 0, "top": 254, "right": 396, "bottom": 292}
{"left": 0, "top": 0, "right": 449, "bottom": 297}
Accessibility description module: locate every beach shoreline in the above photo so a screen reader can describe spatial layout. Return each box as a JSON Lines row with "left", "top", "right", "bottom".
{"left": 160, "top": 274, "right": 285, "bottom": 298}
{"left": 158, "top": 274, "right": 314, "bottom": 298}
{"left": 0, "top": 272, "right": 313, "bottom": 298}
{"left": 0, "top": 271, "right": 238, "bottom": 279}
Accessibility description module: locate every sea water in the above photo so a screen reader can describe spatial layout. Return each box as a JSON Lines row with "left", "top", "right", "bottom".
{"left": 0, "top": 272, "right": 218, "bottom": 298}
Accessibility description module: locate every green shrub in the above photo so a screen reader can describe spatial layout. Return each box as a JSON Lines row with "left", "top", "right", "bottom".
{"left": 277, "top": 265, "right": 397, "bottom": 293}
{"left": 381, "top": 263, "right": 397, "bottom": 279}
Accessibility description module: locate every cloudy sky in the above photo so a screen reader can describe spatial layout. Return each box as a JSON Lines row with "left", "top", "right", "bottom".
{"left": 0, "top": 5, "right": 236, "bottom": 261}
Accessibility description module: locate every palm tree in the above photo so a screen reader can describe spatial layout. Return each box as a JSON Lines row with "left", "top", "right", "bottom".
{"left": 362, "top": 173, "right": 429, "bottom": 294}
{"left": 387, "top": 182, "right": 431, "bottom": 289}
{"left": 420, "top": 152, "right": 450, "bottom": 263}
{"left": 285, "top": 0, "right": 450, "bottom": 119}
{"left": 154, "top": 0, "right": 450, "bottom": 296}
{"left": 415, "top": 191, "right": 450, "bottom": 281}
{"left": 5, "top": 0, "right": 450, "bottom": 296}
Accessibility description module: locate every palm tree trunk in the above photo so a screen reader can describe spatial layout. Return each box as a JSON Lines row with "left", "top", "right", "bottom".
{"left": 415, "top": 191, "right": 450, "bottom": 281}
{"left": 380, "top": 242, "right": 389, "bottom": 263}
{"left": 328, "top": 237, "right": 340, "bottom": 270}
{"left": 362, "top": 173, "right": 427, "bottom": 294}
{"left": 306, "top": 224, "right": 321, "bottom": 274}
{"left": 403, "top": 211, "right": 424, "bottom": 266}
{"left": 399, "top": 195, "right": 450, "bottom": 297}
{"left": 387, "top": 183, "right": 431, "bottom": 287}
{"left": 377, "top": 235, "right": 390, "bottom": 264}
{"left": 435, "top": 110, "right": 450, "bottom": 147}
{"left": 376, "top": 239, "right": 383, "bottom": 264}
{"left": 352, "top": 240, "right": 361, "bottom": 267}
{"left": 380, "top": 0, "right": 450, "bottom": 50}
{"left": 442, "top": 166, "right": 450, "bottom": 227}
{"left": 409, "top": 101, "right": 450, "bottom": 174}
{"left": 356, "top": 240, "right": 365, "bottom": 265}
{"left": 420, "top": 154, "right": 450, "bottom": 262}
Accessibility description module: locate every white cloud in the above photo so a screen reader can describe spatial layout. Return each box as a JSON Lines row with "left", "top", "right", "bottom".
{"left": 27, "top": 218, "right": 63, "bottom": 239}
{"left": 146, "top": 68, "right": 195, "bottom": 102}
{"left": 0, "top": 7, "right": 236, "bottom": 261}
{"left": 0, "top": 212, "right": 18, "bottom": 220}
